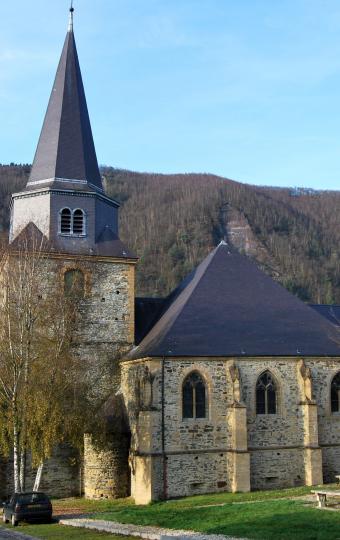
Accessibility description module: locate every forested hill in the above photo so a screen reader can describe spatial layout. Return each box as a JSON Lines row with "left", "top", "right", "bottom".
{"left": 1, "top": 163, "right": 340, "bottom": 304}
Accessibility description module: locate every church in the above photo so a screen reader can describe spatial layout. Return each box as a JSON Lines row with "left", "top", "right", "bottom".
{"left": 2, "top": 8, "right": 340, "bottom": 504}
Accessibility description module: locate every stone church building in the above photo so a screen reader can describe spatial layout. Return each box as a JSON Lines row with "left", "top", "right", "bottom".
{"left": 1, "top": 9, "right": 340, "bottom": 504}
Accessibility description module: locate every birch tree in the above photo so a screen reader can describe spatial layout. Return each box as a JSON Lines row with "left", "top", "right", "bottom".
{"left": 0, "top": 234, "right": 100, "bottom": 492}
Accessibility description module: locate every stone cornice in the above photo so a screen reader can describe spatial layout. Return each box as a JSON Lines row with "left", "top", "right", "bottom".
{"left": 8, "top": 249, "right": 138, "bottom": 265}
{"left": 11, "top": 187, "right": 120, "bottom": 208}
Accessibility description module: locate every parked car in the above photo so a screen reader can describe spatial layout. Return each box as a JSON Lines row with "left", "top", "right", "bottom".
{"left": 2, "top": 492, "right": 52, "bottom": 526}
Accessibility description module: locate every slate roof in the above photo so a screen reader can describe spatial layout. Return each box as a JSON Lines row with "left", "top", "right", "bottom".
{"left": 27, "top": 19, "right": 103, "bottom": 192}
{"left": 135, "top": 297, "right": 166, "bottom": 344}
{"left": 9, "top": 222, "right": 53, "bottom": 253}
{"left": 128, "top": 241, "right": 340, "bottom": 359}
{"left": 309, "top": 305, "right": 340, "bottom": 327}
{"left": 94, "top": 226, "right": 137, "bottom": 259}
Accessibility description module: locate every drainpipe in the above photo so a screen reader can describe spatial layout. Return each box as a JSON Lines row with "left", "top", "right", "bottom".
{"left": 161, "top": 356, "right": 167, "bottom": 499}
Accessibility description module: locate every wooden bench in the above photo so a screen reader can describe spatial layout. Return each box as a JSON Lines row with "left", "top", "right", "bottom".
{"left": 311, "top": 490, "right": 340, "bottom": 508}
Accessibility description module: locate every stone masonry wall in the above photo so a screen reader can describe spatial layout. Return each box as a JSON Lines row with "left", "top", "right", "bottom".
{"left": 122, "top": 358, "right": 239, "bottom": 501}
{"left": 165, "top": 453, "right": 230, "bottom": 498}
{"left": 10, "top": 193, "right": 50, "bottom": 241}
{"left": 306, "top": 359, "right": 340, "bottom": 482}
{"left": 84, "top": 434, "right": 130, "bottom": 499}
{"left": 1, "top": 253, "right": 136, "bottom": 499}
{"left": 122, "top": 355, "right": 340, "bottom": 502}
{"left": 250, "top": 448, "right": 305, "bottom": 489}
{"left": 2, "top": 445, "right": 80, "bottom": 499}
{"left": 241, "top": 357, "right": 305, "bottom": 489}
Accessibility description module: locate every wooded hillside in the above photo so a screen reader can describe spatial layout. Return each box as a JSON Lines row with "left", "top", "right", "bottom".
{"left": 1, "top": 163, "right": 339, "bottom": 303}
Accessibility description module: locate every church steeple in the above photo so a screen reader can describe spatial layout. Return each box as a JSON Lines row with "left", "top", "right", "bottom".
{"left": 27, "top": 5, "right": 103, "bottom": 192}
{"left": 10, "top": 8, "right": 135, "bottom": 260}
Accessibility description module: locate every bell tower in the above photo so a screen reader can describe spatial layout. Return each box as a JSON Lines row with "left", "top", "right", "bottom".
{"left": 8, "top": 6, "right": 136, "bottom": 499}
{"left": 10, "top": 6, "right": 129, "bottom": 261}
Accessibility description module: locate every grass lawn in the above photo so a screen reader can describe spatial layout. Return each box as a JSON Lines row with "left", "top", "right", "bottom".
{"left": 1, "top": 486, "right": 340, "bottom": 540}
{"left": 0, "top": 521, "right": 137, "bottom": 540}
{"left": 80, "top": 485, "right": 340, "bottom": 540}
{"left": 91, "top": 498, "right": 340, "bottom": 540}
{"left": 50, "top": 485, "right": 315, "bottom": 515}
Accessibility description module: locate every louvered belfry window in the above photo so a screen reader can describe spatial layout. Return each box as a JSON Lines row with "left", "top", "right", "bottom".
{"left": 59, "top": 208, "right": 85, "bottom": 236}
{"left": 60, "top": 208, "right": 72, "bottom": 234}
{"left": 73, "top": 209, "right": 84, "bottom": 234}
{"left": 256, "top": 371, "right": 277, "bottom": 414}
{"left": 183, "top": 371, "right": 206, "bottom": 419}
{"left": 331, "top": 373, "right": 340, "bottom": 413}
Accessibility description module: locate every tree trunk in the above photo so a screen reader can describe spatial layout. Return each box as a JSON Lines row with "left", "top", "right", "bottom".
{"left": 33, "top": 462, "right": 44, "bottom": 492}
{"left": 13, "top": 423, "right": 21, "bottom": 493}
{"left": 20, "top": 450, "right": 26, "bottom": 492}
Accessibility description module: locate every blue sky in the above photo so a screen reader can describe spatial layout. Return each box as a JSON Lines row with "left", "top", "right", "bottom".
{"left": 1, "top": 1, "right": 340, "bottom": 189}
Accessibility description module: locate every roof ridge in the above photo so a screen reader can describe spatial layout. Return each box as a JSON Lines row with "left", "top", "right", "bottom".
{"left": 309, "top": 303, "right": 340, "bottom": 307}
{"left": 129, "top": 243, "right": 224, "bottom": 357}
{"left": 165, "top": 242, "right": 219, "bottom": 311}
{"left": 55, "top": 32, "right": 70, "bottom": 181}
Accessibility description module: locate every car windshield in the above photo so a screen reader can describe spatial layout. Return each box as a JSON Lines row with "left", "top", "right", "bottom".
{"left": 16, "top": 493, "right": 49, "bottom": 504}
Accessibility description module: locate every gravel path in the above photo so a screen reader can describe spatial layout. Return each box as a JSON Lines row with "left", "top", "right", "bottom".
{"left": 59, "top": 518, "right": 248, "bottom": 540}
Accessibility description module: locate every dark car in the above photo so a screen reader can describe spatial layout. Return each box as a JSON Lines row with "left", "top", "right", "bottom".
{"left": 2, "top": 492, "right": 52, "bottom": 526}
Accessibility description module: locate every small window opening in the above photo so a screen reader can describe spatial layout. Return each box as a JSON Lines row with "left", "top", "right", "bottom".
{"left": 73, "top": 209, "right": 85, "bottom": 234}
{"left": 331, "top": 373, "right": 340, "bottom": 413}
{"left": 183, "top": 371, "right": 207, "bottom": 419}
{"left": 60, "top": 208, "right": 72, "bottom": 234}
{"left": 256, "top": 371, "right": 277, "bottom": 415}
{"left": 64, "top": 269, "right": 85, "bottom": 298}
{"left": 59, "top": 208, "right": 85, "bottom": 236}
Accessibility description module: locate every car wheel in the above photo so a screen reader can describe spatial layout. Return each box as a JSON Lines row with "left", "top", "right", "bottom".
{"left": 2, "top": 512, "right": 9, "bottom": 524}
{"left": 11, "top": 514, "right": 18, "bottom": 527}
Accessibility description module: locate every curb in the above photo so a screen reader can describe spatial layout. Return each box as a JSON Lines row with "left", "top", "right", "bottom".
{"left": 59, "top": 518, "right": 248, "bottom": 540}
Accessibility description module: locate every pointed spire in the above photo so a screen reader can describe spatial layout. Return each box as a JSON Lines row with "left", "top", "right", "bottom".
{"left": 27, "top": 5, "right": 103, "bottom": 192}
{"left": 68, "top": 2, "right": 74, "bottom": 33}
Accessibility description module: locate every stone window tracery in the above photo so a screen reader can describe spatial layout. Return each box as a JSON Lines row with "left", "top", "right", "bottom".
{"left": 59, "top": 208, "right": 86, "bottom": 236}
{"left": 331, "top": 373, "right": 340, "bottom": 413}
{"left": 182, "top": 371, "right": 206, "bottom": 419}
{"left": 256, "top": 371, "right": 277, "bottom": 415}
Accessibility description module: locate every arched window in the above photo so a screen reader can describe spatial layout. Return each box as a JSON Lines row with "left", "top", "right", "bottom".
{"left": 59, "top": 208, "right": 86, "bottom": 236}
{"left": 64, "top": 269, "right": 85, "bottom": 298}
{"left": 72, "top": 209, "right": 85, "bottom": 235}
{"left": 60, "top": 208, "right": 72, "bottom": 234}
{"left": 182, "top": 371, "right": 206, "bottom": 419}
{"left": 256, "top": 371, "right": 277, "bottom": 415}
{"left": 331, "top": 373, "right": 340, "bottom": 413}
